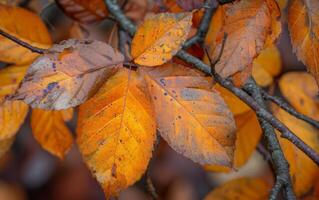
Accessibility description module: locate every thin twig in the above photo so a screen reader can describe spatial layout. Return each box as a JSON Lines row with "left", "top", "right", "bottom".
{"left": 183, "top": 0, "right": 217, "bottom": 49}
{"left": 0, "top": 28, "right": 46, "bottom": 54}
{"left": 146, "top": 172, "right": 158, "bottom": 200}
{"left": 262, "top": 90, "right": 319, "bottom": 129}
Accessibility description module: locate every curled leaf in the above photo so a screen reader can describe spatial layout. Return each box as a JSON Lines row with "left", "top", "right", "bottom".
{"left": 11, "top": 39, "right": 124, "bottom": 110}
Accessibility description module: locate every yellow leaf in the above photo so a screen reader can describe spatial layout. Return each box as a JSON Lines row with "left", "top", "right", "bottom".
{"left": 288, "top": 0, "right": 319, "bottom": 85}
{"left": 204, "top": 177, "right": 270, "bottom": 200}
{"left": 205, "top": 0, "right": 279, "bottom": 83}
{"left": 273, "top": 106, "right": 319, "bottom": 196}
{"left": 142, "top": 64, "right": 236, "bottom": 166}
{"left": 252, "top": 46, "right": 282, "bottom": 87}
{"left": 131, "top": 12, "right": 192, "bottom": 66}
{"left": 279, "top": 72, "right": 319, "bottom": 120}
{"left": 276, "top": 0, "right": 288, "bottom": 9}
{"left": 0, "top": 4, "right": 51, "bottom": 64}
{"left": 31, "top": 108, "right": 73, "bottom": 159}
{"left": 77, "top": 68, "right": 156, "bottom": 197}
{"left": 11, "top": 39, "right": 124, "bottom": 110}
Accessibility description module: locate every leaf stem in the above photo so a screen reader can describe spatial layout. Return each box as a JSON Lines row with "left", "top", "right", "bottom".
{"left": 0, "top": 28, "right": 46, "bottom": 54}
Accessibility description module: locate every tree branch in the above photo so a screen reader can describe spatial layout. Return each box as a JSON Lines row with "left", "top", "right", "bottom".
{"left": 0, "top": 28, "right": 46, "bottom": 54}
{"left": 182, "top": 0, "right": 217, "bottom": 49}
{"left": 244, "top": 79, "right": 296, "bottom": 200}
{"left": 262, "top": 90, "right": 319, "bottom": 129}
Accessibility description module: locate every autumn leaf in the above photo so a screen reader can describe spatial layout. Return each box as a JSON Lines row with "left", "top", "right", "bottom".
{"left": 10, "top": 39, "right": 124, "bottom": 110}
{"left": 252, "top": 46, "right": 282, "bottom": 87}
{"left": 204, "top": 0, "right": 280, "bottom": 83}
{"left": 56, "top": 0, "right": 108, "bottom": 24}
{"left": 77, "top": 68, "right": 156, "bottom": 197}
{"left": 279, "top": 72, "right": 319, "bottom": 120}
{"left": 31, "top": 108, "right": 73, "bottom": 159}
{"left": 131, "top": 12, "right": 193, "bottom": 66}
{"left": 288, "top": 0, "right": 319, "bottom": 85}
{"left": 0, "top": 137, "right": 15, "bottom": 158}
{"left": 0, "top": 4, "right": 51, "bottom": 64}
{"left": 273, "top": 106, "right": 319, "bottom": 196}
{"left": 142, "top": 63, "right": 236, "bottom": 166}
{"left": 204, "top": 177, "right": 270, "bottom": 200}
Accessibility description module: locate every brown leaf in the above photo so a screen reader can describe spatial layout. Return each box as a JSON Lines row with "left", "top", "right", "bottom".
{"left": 288, "top": 0, "right": 319, "bottom": 85}
{"left": 31, "top": 108, "right": 73, "bottom": 159}
{"left": 131, "top": 12, "right": 193, "bottom": 66}
{"left": 0, "top": 4, "right": 52, "bottom": 64}
{"left": 11, "top": 39, "right": 124, "bottom": 110}
{"left": 142, "top": 64, "right": 236, "bottom": 166}
{"left": 77, "top": 68, "right": 156, "bottom": 197}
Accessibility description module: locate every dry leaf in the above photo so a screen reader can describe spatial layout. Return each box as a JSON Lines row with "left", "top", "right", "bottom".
{"left": 131, "top": 12, "right": 192, "bottom": 66}
{"left": 205, "top": 110, "right": 262, "bottom": 172}
{"left": 252, "top": 46, "right": 281, "bottom": 87}
{"left": 279, "top": 72, "right": 319, "bottom": 120}
{"left": 56, "top": 0, "right": 108, "bottom": 24}
{"left": 0, "top": 4, "right": 51, "bottom": 64}
{"left": 176, "top": 0, "right": 206, "bottom": 11}
{"left": 11, "top": 39, "right": 124, "bottom": 110}
{"left": 124, "top": 0, "right": 149, "bottom": 22}
{"left": 273, "top": 106, "right": 319, "bottom": 196}
{"left": 142, "top": 64, "right": 236, "bottom": 166}
{"left": 204, "top": 177, "right": 270, "bottom": 200}
{"left": 31, "top": 108, "right": 73, "bottom": 159}
{"left": 77, "top": 68, "right": 156, "bottom": 197}
{"left": 205, "top": 0, "right": 279, "bottom": 83}
{"left": 288, "top": 0, "right": 319, "bottom": 85}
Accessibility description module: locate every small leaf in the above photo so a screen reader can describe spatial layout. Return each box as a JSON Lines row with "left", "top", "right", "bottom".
{"left": 0, "top": 4, "right": 52, "bottom": 64}
{"left": 273, "top": 105, "right": 319, "bottom": 196}
{"left": 131, "top": 12, "right": 192, "bottom": 66}
{"left": 288, "top": 0, "right": 319, "bottom": 85}
{"left": 11, "top": 39, "right": 124, "bottom": 110}
{"left": 56, "top": 0, "right": 108, "bottom": 24}
{"left": 204, "top": 177, "right": 270, "bottom": 200}
{"left": 142, "top": 64, "right": 236, "bottom": 166}
{"left": 77, "top": 68, "right": 156, "bottom": 197}
{"left": 279, "top": 72, "right": 319, "bottom": 120}
{"left": 31, "top": 108, "right": 73, "bottom": 159}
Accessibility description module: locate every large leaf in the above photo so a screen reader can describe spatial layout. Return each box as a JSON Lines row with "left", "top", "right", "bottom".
{"left": 11, "top": 39, "right": 124, "bottom": 110}
{"left": 273, "top": 106, "right": 319, "bottom": 196}
{"left": 31, "top": 108, "right": 73, "bottom": 159}
{"left": 77, "top": 68, "right": 156, "bottom": 197}
{"left": 204, "top": 177, "right": 270, "bottom": 200}
{"left": 142, "top": 64, "right": 236, "bottom": 166}
{"left": 205, "top": 0, "right": 280, "bottom": 83}
{"left": 279, "top": 72, "right": 319, "bottom": 120}
{"left": 131, "top": 12, "right": 192, "bottom": 66}
{"left": 0, "top": 4, "right": 52, "bottom": 64}
{"left": 288, "top": 0, "right": 319, "bottom": 85}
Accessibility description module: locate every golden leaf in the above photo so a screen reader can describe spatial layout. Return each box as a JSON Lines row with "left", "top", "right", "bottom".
{"left": 288, "top": 0, "right": 319, "bottom": 85}
{"left": 142, "top": 64, "right": 236, "bottom": 166}
{"left": 279, "top": 72, "right": 319, "bottom": 120}
{"left": 0, "top": 4, "right": 51, "bottom": 64}
{"left": 131, "top": 12, "right": 192, "bottom": 66}
{"left": 204, "top": 177, "right": 270, "bottom": 200}
{"left": 11, "top": 39, "right": 124, "bottom": 110}
{"left": 252, "top": 46, "right": 282, "bottom": 87}
{"left": 31, "top": 108, "right": 73, "bottom": 159}
{"left": 273, "top": 106, "right": 319, "bottom": 196}
{"left": 77, "top": 68, "right": 156, "bottom": 197}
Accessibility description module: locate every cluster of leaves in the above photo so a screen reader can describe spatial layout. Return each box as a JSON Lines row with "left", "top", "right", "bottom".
{"left": 0, "top": 0, "right": 318, "bottom": 198}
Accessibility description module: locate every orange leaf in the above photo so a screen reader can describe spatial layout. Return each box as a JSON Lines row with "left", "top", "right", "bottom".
{"left": 131, "top": 12, "right": 192, "bottom": 66}
{"left": 11, "top": 39, "right": 124, "bottom": 110}
{"left": 31, "top": 108, "right": 73, "bottom": 159}
{"left": 288, "top": 0, "right": 319, "bottom": 85}
{"left": 204, "top": 177, "right": 270, "bottom": 200}
{"left": 142, "top": 64, "right": 236, "bottom": 166}
{"left": 0, "top": 4, "right": 51, "bottom": 64}
{"left": 252, "top": 46, "right": 282, "bottom": 87}
{"left": 279, "top": 72, "right": 319, "bottom": 120}
{"left": 77, "top": 68, "right": 156, "bottom": 197}
{"left": 273, "top": 106, "right": 319, "bottom": 196}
